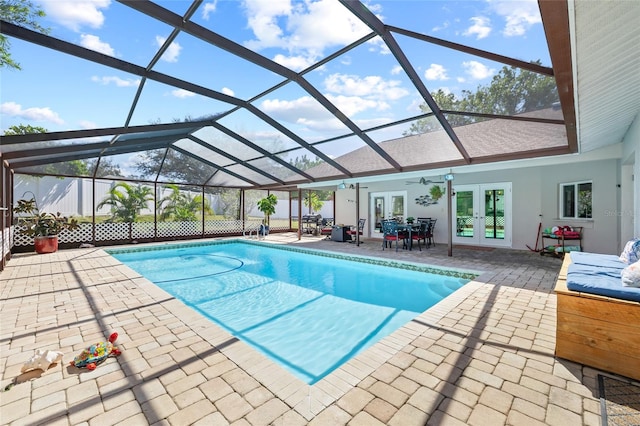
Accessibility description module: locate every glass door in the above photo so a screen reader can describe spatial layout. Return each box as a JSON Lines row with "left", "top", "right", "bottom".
{"left": 369, "top": 191, "right": 406, "bottom": 237}
{"left": 452, "top": 183, "right": 511, "bottom": 247}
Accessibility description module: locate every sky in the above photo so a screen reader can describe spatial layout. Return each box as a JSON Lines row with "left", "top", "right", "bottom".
{"left": 1, "top": 0, "right": 552, "bottom": 176}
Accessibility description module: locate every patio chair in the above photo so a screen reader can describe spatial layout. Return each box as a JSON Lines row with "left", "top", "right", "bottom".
{"left": 320, "top": 218, "right": 334, "bottom": 240}
{"left": 410, "top": 220, "right": 429, "bottom": 251}
{"left": 426, "top": 219, "right": 437, "bottom": 247}
{"left": 346, "top": 218, "right": 366, "bottom": 242}
{"left": 382, "top": 219, "right": 406, "bottom": 251}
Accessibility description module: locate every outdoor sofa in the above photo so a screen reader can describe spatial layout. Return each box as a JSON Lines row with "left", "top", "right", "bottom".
{"left": 554, "top": 251, "right": 640, "bottom": 381}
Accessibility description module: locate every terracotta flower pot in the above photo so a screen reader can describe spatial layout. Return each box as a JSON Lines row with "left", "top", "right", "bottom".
{"left": 34, "top": 236, "right": 59, "bottom": 254}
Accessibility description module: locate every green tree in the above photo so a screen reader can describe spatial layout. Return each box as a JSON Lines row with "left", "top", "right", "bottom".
{"left": 303, "top": 191, "right": 324, "bottom": 214}
{"left": 135, "top": 149, "right": 213, "bottom": 184}
{"left": 44, "top": 160, "right": 90, "bottom": 176}
{"left": 216, "top": 188, "right": 241, "bottom": 219}
{"left": 157, "top": 184, "right": 212, "bottom": 221}
{"left": 4, "top": 124, "right": 92, "bottom": 176}
{"left": 405, "top": 61, "right": 558, "bottom": 135}
{"left": 90, "top": 158, "right": 123, "bottom": 177}
{"left": 97, "top": 182, "right": 154, "bottom": 223}
{"left": 257, "top": 193, "right": 278, "bottom": 223}
{"left": 290, "top": 154, "right": 323, "bottom": 171}
{"left": 0, "top": 0, "right": 49, "bottom": 69}
{"left": 404, "top": 89, "right": 470, "bottom": 135}
{"left": 4, "top": 124, "right": 47, "bottom": 135}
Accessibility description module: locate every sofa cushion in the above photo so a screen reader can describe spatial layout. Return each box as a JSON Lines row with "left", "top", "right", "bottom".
{"left": 570, "top": 252, "right": 626, "bottom": 270}
{"left": 567, "top": 262, "right": 640, "bottom": 302}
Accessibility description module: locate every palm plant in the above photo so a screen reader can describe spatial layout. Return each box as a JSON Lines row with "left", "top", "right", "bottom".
{"left": 257, "top": 194, "right": 278, "bottom": 234}
{"left": 97, "top": 182, "right": 153, "bottom": 241}
{"left": 157, "top": 184, "right": 212, "bottom": 221}
{"left": 157, "top": 184, "right": 184, "bottom": 221}
{"left": 303, "top": 191, "right": 324, "bottom": 214}
{"left": 97, "top": 182, "right": 154, "bottom": 222}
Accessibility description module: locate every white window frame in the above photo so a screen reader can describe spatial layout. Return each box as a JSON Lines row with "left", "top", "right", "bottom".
{"left": 559, "top": 181, "right": 592, "bottom": 219}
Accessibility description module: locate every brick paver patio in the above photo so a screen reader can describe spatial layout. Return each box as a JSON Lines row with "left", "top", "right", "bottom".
{"left": 0, "top": 234, "right": 606, "bottom": 425}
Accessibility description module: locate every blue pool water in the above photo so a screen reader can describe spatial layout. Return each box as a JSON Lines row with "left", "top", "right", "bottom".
{"left": 108, "top": 241, "right": 474, "bottom": 384}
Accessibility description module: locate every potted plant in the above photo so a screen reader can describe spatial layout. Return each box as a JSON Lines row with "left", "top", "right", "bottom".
{"left": 256, "top": 194, "right": 278, "bottom": 236}
{"left": 406, "top": 216, "right": 415, "bottom": 224}
{"left": 13, "top": 198, "right": 79, "bottom": 254}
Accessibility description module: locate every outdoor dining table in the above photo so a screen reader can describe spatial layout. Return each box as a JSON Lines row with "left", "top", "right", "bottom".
{"left": 396, "top": 223, "right": 421, "bottom": 250}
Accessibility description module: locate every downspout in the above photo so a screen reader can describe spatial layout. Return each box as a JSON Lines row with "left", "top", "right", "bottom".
{"left": 356, "top": 182, "right": 360, "bottom": 246}
{"left": 297, "top": 188, "right": 302, "bottom": 240}
{"left": 447, "top": 179, "right": 453, "bottom": 257}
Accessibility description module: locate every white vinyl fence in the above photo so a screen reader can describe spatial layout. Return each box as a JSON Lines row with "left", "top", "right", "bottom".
{"left": 12, "top": 175, "right": 334, "bottom": 247}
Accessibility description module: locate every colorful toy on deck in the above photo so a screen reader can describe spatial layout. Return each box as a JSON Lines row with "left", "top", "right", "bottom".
{"left": 70, "top": 332, "right": 121, "bottom": 370}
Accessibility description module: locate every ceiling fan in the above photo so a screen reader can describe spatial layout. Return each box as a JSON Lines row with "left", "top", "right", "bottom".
{"left": 405, "top": 177, "right": 445, "bottom": 185}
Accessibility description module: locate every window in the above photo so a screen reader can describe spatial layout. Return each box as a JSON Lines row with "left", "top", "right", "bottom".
{"left": 560, "top": 181, "right": 592, "bottom": 219}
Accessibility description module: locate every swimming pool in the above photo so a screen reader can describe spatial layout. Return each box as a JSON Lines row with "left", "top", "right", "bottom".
{"left": 108, "top": 241, "right": 476, "bottom": 384}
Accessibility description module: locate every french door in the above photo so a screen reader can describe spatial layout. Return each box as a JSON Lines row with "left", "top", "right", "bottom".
{"left": 369, "top": 191, "right": 407, "bottom": 237}
{"left": 452, "top": 183, "right": 511, "bottom": 247}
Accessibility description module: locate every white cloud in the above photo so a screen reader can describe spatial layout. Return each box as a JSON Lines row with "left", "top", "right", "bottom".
{"left": 242, "top": 0, "right": 291, "bottom": 50}
{"left": 326, "top": 94, "right": 387, "bottom": 116}
{"left": 272, "top": 53, "right": 314, "bottom": 71}
{"left": 295, "top": 116, "right": 349, "bottom": 132}
{"left": 489, "top": 0, "right": 541, "bottom": 36}
{"left": 0, "top": 102, "right": 64, "bottom": 124}
{"left": 424, "top": 64, "right": 449, "bottom": 81}
{"left": 390, "top": 65, "right": 403, "bottom": 75}
{"left": 156, "top": 36, "right": 182, "bottom": 63}
{"left": 91, "top": 76, "right": 140, "bottom": 87}
{"left": 78, "top": 120, "right": 97, "bottom": 129}
{"left": 80, "top": 34, "right": 114, "bottom": 56}
{"left": 202, "top": 1, "right": 218, "bottom": 20}
{"left": 259, "top": 94, "right": 377, "bottom": 129}
{"left": 352, "top": 116, "right": 393, "bottom": 130}
{"left": 172, "top": 89, "right": 196, "bottom": 98}
{"left": 41, "top": 0, "right": 110, "bottom": 32}
{"left": 432, "top": 20, "right": 450, "bottom": 32}
{"left": 462, "top": 61, "right": 495, "bottom": 80}
{"left": 258, "top": 73, "right": 409, "bottom": 128}
{"left": 324, "top": 74, "right": 408, "bottom": 101}
{"left": 406, "top": 96, "right": 426, "bottom": 114}
{"left": 367, "top": 36, "right": 390, "bottom": 55}
{"left": 242, "top": 0, "right": 372, "bottom": 67}
{"left": 261, "top": 96, "right": 329, "bottom": 121}
{"left": 221, "top": 87, "right": 235, "bottom": 96}
{"left": 463, "top": 16, "right": 491, "bottom": 39}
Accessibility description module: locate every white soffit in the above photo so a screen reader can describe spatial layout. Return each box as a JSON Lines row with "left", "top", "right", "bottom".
{"left": 572, "top": 1, "right": 640, "bottom": 153}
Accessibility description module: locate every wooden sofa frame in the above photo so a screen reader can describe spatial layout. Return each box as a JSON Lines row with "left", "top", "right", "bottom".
{"left": 554, "top": 253, "right": 640, "bottom": 381}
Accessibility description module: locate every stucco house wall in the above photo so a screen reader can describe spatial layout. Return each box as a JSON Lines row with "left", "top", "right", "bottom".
{"left": 335, "top": 155, "right": 622, "bottom": 255}
{"left": 621, "top": 112, "right": 639, "bottom": 239}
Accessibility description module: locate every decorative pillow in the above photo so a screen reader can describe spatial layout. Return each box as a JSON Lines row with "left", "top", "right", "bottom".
{"left": 619, "top": 238, "right": 640, "bottom": 264}
{"left": 621, "top": 260, "right": 640, "bottom": 287}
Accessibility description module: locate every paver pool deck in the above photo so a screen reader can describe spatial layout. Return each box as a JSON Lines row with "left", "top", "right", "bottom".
{"left": 0, "top": 234, "right": 607, "bottom": 425}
